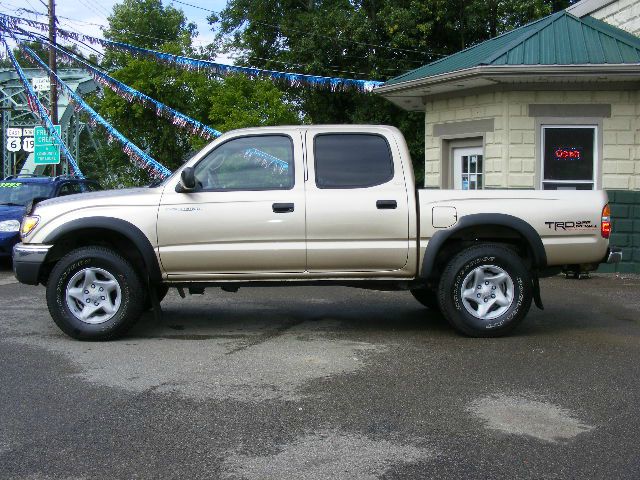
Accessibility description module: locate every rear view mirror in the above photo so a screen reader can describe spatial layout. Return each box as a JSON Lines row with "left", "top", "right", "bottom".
{"left": 176, "top": 167, "right": 196, "bottom": 193}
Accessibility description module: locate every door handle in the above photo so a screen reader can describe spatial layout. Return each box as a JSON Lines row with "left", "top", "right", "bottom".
{"left": 376, "top": 200, "right": 397, "bottom": 210}
{"left": 272, "top": 202, "right": 295, "bottom": 213}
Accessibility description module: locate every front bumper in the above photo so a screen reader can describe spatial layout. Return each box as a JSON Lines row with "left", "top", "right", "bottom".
{"left": 12, "top": 243, "right": 53, "bottom": 285}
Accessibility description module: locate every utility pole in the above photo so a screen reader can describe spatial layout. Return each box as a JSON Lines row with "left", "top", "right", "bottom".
{"left": 48, "top": 0, "right": 60, "bottom": 176}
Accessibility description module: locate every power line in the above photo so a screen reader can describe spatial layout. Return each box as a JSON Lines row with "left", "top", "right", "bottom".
{"left": 168, "top": 0, "right": 211, "bottom": 13}
{"left": 76, "top": 0, "right": 108, "bottom": 21}
{"left": 82, "top": 0, "right": 110, "bottom": 17}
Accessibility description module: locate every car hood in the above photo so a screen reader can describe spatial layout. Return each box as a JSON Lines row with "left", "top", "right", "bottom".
{"left": 0, "top": 205, "right": 26, "bottom": 222}
{"left": 37, "top": 187, "right": 163, "bottom": 211}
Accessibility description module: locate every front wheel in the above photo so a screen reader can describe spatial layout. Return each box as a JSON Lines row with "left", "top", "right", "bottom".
{"left": 46, "top": 246, "right": 145, "bottom": 341}
{"left": 438, "top": 244, "right": 532, "bottom": 337}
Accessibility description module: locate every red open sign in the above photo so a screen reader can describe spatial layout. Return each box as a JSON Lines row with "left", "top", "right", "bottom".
{"left": 554, "top": 147, "right": 581, "bottom": 160}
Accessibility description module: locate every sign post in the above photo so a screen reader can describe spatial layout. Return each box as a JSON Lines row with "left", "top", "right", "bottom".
{"left": 34, "top": 125, "right": 61, "bottom": 165}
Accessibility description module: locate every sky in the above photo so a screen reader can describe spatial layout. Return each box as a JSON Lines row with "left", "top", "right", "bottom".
{"left": 0, "top": 0, "right": 233, "bottom": 62}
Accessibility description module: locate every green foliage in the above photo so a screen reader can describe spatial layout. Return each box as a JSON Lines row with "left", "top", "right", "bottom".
{"left": 206, "top": 74, "right": 304, "bottom": 131}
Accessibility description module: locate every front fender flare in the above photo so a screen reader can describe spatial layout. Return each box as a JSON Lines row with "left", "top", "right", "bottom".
{"left": 43, "top": 217, "right": 162, "bottom": 284}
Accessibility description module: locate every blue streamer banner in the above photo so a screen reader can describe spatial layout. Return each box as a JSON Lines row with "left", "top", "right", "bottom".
{"left": 0, "top": 13, "right": 384, "bottom": 93}
{"left": 19, "top": 43, "right": 172, "bottom": 179}
{"left": 243, "top": 148, "right": 288, "bottom": 173}
{"left": 38, "top": 39, "right": 222, "bottom": 140}
{"left": 0, "top": 37, "right": 83, "bottom": 176}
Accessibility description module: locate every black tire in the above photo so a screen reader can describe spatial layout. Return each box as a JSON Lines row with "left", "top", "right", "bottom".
{"left": 438, "top": 244, "right": 532, "bottom": 337}
{"left": 46, "top": 246, "right": 145, "bottom": 341}
{"left": 410, "top": 288, "right": 440, "bottom": 310}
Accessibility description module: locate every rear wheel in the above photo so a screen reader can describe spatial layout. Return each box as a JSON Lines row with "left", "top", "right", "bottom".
{"left": 46, "top": 246, "right": 145, "bottom": 341}
{"left": 438, "top": 244, "right": 532, "bottom": 337}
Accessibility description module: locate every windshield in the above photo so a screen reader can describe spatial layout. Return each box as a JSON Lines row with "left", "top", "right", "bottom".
{"left": 0, "top": 181, "right": 54, "bottom": 206}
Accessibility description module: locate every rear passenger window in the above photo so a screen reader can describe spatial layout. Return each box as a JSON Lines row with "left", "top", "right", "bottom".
{"left": 314, "top": 134, "right": 394, "bottom": 189}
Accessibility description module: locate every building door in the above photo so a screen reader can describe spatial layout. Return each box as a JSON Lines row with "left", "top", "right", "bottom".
{"left": 453, "top": 147, "right": 484, "bottom": 190}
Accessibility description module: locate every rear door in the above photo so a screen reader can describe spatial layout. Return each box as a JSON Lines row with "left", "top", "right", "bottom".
{"left": 304, "top": 129, "right": 410, "bottom": 273}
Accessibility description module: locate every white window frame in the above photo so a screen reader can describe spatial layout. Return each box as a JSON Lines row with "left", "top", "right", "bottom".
{"left": 540, "top": 124, "right": 597, "bottom": 190}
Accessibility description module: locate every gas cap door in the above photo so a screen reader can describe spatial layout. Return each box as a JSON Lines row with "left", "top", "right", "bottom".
{"left": 432, "top": 206, "right": 457, "bottom": 228}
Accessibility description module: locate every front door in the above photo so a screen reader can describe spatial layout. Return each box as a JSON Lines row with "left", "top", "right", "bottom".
{"left": 157, "top": 133, "right": 306, "bottom": 277}
{"left": 453, "top": 146, "right": 484, "bottom": 190}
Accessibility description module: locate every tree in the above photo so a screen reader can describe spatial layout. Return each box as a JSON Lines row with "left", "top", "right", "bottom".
{"left": 205, "top": 74, "right": 304, "bottom": 132}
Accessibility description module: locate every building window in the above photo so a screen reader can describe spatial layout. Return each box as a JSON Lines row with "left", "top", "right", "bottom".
{"left": 541, "top": 126, "right": 596, "bottom": 190}
{"left": 453, "top": 146, "right": 483, "bottom": 190}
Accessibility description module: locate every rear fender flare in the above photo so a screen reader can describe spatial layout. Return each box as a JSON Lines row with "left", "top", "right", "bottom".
{"left": 420, "top": 213, "right": 546, "bottom": 278}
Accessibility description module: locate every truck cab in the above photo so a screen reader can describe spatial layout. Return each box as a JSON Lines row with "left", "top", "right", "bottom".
{"left": 157, "top": 125, "right": 416, "bottom": 279}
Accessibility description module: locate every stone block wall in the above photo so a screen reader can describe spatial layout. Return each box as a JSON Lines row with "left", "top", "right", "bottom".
{"left": 598, "top": 190, "right": 640, "bottom": 273}
{"left": 424, "top": 88, "right": 640, "bottom": 190}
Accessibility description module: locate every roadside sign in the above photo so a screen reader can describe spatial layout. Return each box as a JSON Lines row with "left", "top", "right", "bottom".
{"left": 7, "top": 136, "right": 20, "bottom": 152}
{"left": 6, "top": 127, "right": 35, "bottom": 154}
{"left": 23, "top": 137, "right": 35, "bottom": 152}
{"left": 32, "top": 77, "right": 50, "bottom": 92}
{"left": 34, "top": 125, "right": 61, "bottom": 165}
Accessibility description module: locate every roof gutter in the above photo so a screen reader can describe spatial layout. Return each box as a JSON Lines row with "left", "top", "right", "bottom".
{"left": 374, "top": 63, "right": 640, "bottom": 94}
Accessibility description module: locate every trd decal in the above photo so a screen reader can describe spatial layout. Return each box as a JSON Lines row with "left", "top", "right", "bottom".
{"left": 544, "top": 220, "right": 596, "bottom": 231}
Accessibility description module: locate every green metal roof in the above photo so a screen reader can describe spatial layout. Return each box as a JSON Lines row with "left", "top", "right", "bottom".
{"left": 384, "top": 11, "right": 640, "bottom": 86}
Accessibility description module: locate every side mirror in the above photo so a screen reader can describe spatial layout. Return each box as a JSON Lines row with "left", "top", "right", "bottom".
{"left": 176, "top": 167, "right": 197, "bottom": 193}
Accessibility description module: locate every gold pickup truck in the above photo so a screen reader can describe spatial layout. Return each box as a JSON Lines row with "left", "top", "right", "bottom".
{"left": 12, "top": 125, "right": 621, "bottom": 340}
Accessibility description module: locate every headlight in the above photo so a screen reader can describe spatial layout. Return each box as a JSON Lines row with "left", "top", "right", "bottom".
{"left": 20, "top": 216, "right": 39, "bottom": 237}
{"left": 0, "top": 219, "right": 20, "bottom": 233}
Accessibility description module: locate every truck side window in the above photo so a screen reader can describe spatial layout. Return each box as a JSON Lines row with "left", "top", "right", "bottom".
{"left": 195, "top": 135, "right": 294, "bottom": 191}
{"left": 314, "top": 134, "right": 394, "bottom": 189}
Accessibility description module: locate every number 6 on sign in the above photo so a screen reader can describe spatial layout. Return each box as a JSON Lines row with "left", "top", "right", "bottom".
{"left": 23, "top": 137, "right": 34, "bottom": 153}
{"left": 7, "top": 137, "right": 20, "bottom": 152}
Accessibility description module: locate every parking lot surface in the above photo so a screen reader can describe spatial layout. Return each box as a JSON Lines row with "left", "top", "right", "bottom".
{"left": 0, "top": 261, "right": 639, "bottom": 479}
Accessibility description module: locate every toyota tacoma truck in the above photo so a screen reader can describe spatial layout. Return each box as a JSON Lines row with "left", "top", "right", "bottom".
{"left": 12, "top": 125, "right": 621, "bottom": 340}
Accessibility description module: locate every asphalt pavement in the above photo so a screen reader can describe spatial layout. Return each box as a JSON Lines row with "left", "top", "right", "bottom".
{"left": 0, "top": 259, "right": 639, "bottom": 479}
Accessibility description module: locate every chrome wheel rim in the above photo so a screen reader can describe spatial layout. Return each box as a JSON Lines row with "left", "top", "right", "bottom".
{"left": 461, "top": 265, "right": 514, "bottom": 320}
{"left": 65, "top": 267, "right": 122, "bottom": 324}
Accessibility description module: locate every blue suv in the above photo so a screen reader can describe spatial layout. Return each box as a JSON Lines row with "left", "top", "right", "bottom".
{"left": 0, "top": 175, "right": 101, "bottom": 258}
